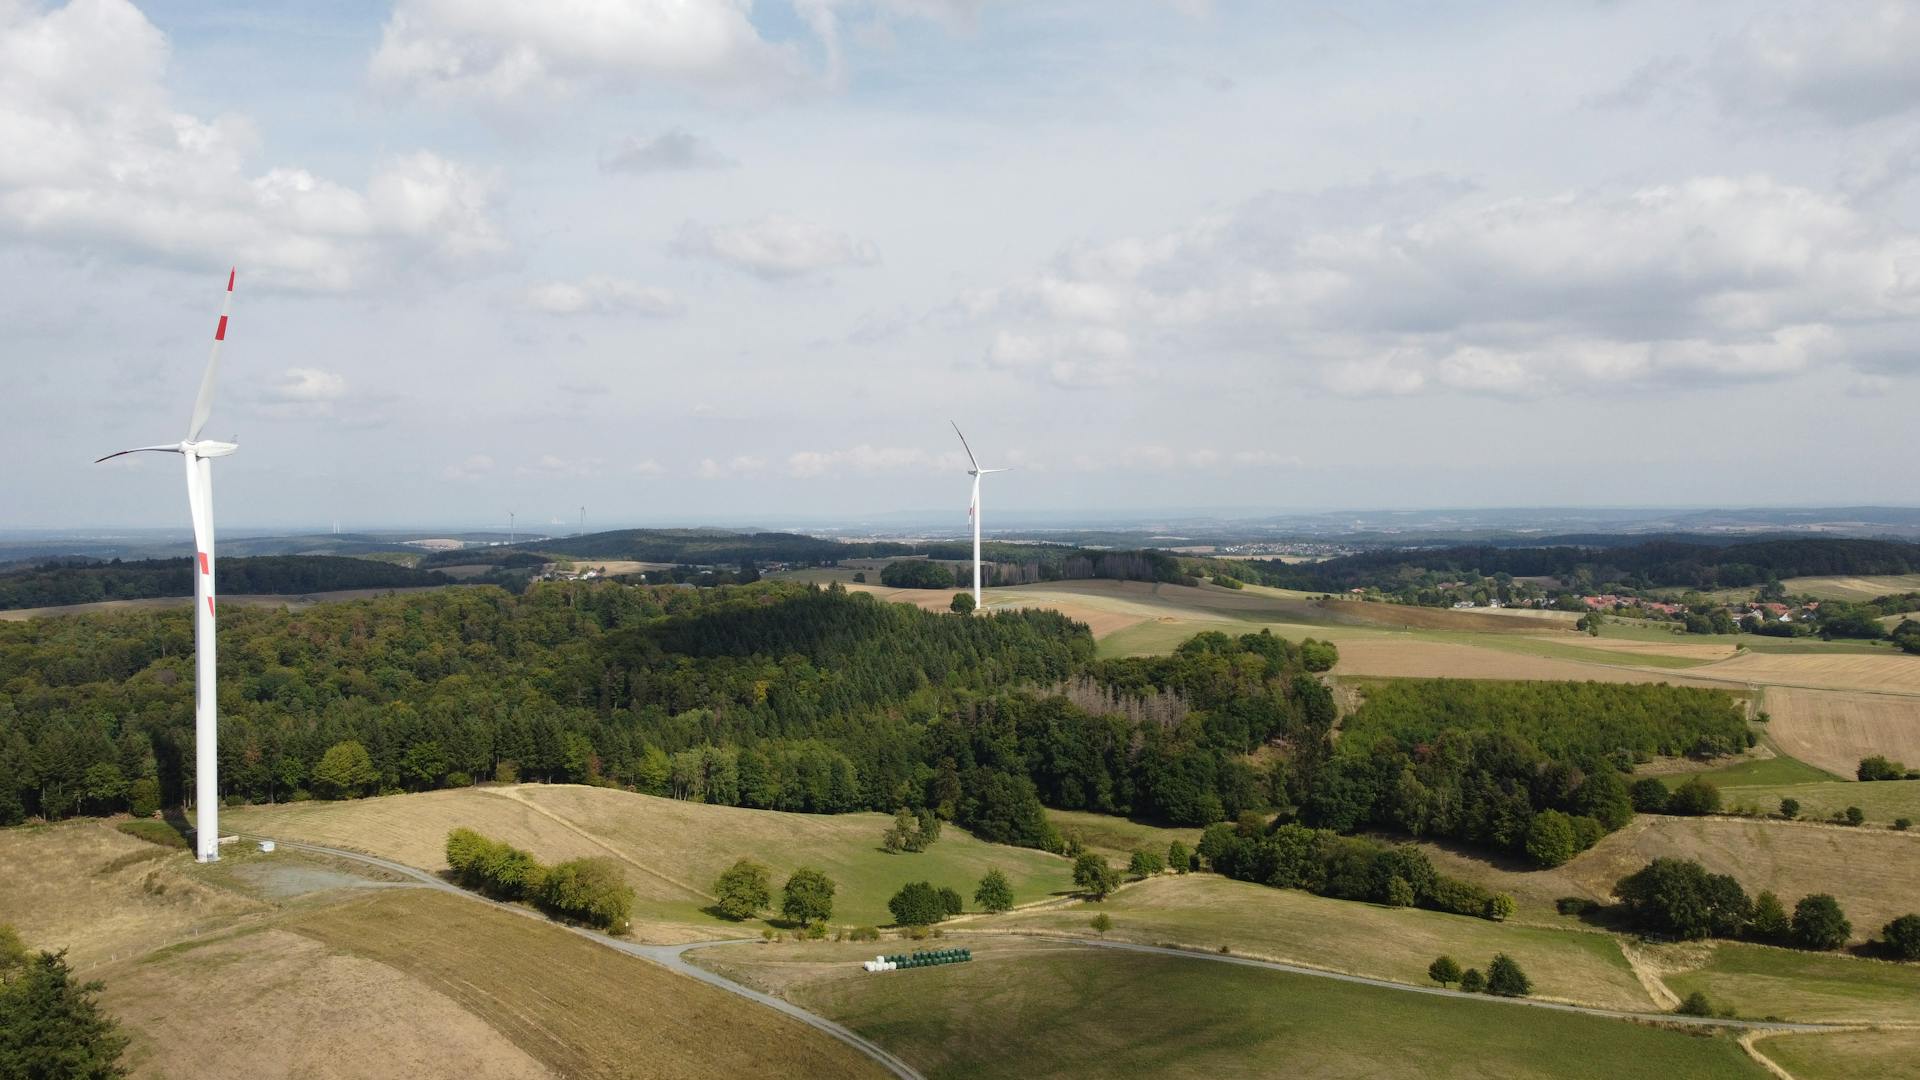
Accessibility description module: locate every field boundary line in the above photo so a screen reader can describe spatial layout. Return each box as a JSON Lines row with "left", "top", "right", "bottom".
{"left": 479, "top": 787, "right": 715, "bottom": 903}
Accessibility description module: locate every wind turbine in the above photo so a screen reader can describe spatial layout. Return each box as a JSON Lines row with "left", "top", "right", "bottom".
{"left": 951, "top": 422, "right": 1010, "bottom": 611}
{"left": 95, "top": 269, "right": 238, "bottom": 863}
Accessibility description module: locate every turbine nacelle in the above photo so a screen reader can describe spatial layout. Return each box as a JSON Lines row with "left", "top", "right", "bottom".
{"left": 187, "top": 439, "right": 239, "bottom": 459}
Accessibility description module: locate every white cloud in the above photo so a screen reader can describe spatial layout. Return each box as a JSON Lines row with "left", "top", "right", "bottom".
{"left": 525, "top": 276, "right": 685, "bottom": 316}
{"left": 0, "top": 1, "right": 505, "bottom": 290}
{"left": 696, "top": 455, "right": 767, "bottom": 479}
{"left": 1321, "top": 355, "right": 1426, "bottom": 398}
{"left": 784, "top": 444, "right": 960, "bottom": 478}
{"left": 630, "top": 459, "right": 667, "bottom": 477}
{"left": 443, "top": 453, "right": 495, "bottom": 481}
{"left": 601, "top": 129, "right": 736, "bottom": 174}
{"left": 984, "top": 327, "right": 1133, "bottom": 388}
{"left": 1708, "top": 2, "right": 1920, "bottom": 125}
{"left": 370, "top": 0, "right": 807, "bottom": 102}
{"left": 1062, "top": 444, "right": 1299, "bottom": 473}
{"left": 672, "top": 215, "right": 879, "bottom": 279}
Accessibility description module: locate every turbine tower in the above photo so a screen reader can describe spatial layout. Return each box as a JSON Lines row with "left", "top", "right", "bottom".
{"left": 95, "top": 269, "right": 238, "bottom": 863}
{"left": 951, "top": 422, "right": 1010, "bottom": 611}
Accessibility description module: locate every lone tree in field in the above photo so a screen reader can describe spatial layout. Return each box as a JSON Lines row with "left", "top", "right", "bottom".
{"left": 1749, "top": 891, "right": 1791, "bottom": 943}
{"left": 1072, "top": 853, "right": 1121, "bottom": 901}
{"left": 1676, "top": 991, "right": 1715, "bottom": 1017}
{"left": 1485, "top": 954, "right": 1532, "bottom": 997}
{"left": 882, "top": 807, "right": 940, "bottom": 854}
{"left": 949, "top": 592, "right": 976, "bottom": 615}
{"left": 1880, "top": 914, "right": 1920, "bottom": 960}
{"left": 1090, "top": 912, "right": 1112, "bottom": 936}
{"left": 1778, "top": 797, "right": 1799, "bottom": 820}
{"left": 1791, "top": 894, "right": 1852, "bottom": 951}
{"left": 780, "top": 867, "right": 836, "bottom": 927}
{"left": 713, "top": 859, "right": 771, "bottom": 921}
{"left": 313, "top": 740, "right": 378, "bottom": 799}
{"left": 1428, "top": 956, "right": 1461, "bottom": 988}
{"left": 974, "top": 868, "right": 1014, "bottom": 913}
{"left": 1127, "top": 849, "right": 1164, "bottom": 879}
{"left": 888, "top": 881, "right": 947, "bottom": 927}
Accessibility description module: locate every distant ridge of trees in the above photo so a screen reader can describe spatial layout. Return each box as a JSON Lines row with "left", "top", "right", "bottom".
{"left": 0, "top": 556, "right": 452, "bottom": 611}
{"left": 1242, "top": 537, "right": 1920, "bottom": 593}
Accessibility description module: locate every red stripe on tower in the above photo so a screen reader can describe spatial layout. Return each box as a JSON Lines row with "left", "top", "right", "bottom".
{"left": 207, "top": 597, "right": 215, "bottom": 616}
{"left": 214, "top": 315, "right": 228, "bottom": 341}
{"left": 227, "top": 268, "right": 235, "bottom": 291}
{"left": 198, "top": 552, "right": 209, "bottom": 575}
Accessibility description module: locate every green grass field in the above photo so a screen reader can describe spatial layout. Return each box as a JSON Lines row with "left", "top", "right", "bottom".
{"left": 1046, "top": 810, "right": 1202, "bottom": 862}
{"left": 1695, "top": 752, "right": 1845, "bottom": 786}
{"left": 995, "top": 873, "right": 1655, "bottom": 1010}
{"left": 227, "top": 785, "right": 1074, "bottom": 930}
{"left": 762, "top": 937, "right": 1764, "bottom": 1080}
{"left": 1718, "top": 779, "right": 1920, "bottom": 825}
{"left": 1659, "top": 941, "right": 1920, "bottom": 1025}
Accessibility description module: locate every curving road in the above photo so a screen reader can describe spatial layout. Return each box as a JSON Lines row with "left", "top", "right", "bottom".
{"left": 254, "top": 835, "right": 1846, "bottom": 1080}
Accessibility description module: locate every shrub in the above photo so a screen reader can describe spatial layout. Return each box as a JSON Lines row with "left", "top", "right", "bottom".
{"left": 1428, "top": 955, "right": 1461, "bottom": 987}
{"left": 882, "top": 807, "right": 941, "bottom": 854}
{"left": 1484, "top": 893, "right": 1516, "bottom": 922}
{"left": 1458, "top": 968, "right": 1486, "bottom": 993}
{"left": 1791, "top": 894, "right": 1852, "bottom": 951}
{"left": 1485, "top": 954, "right": 1531, "bottom": 997}
{"left": 938, "top": 886, "right": 965, "bottom": 917}
{"left": 849, "top": 926, "right": 881, "bottom": 942}
{"left": 1858, "top": 755, "right": 1907, "bottom": 781}
{"left": 780, "top": 867, "right": 836, "bottom": 926}
{"left": 1629, "top": 778, "right": 1670, "bottom": 813}
{"left": 0, "top": 949, "right": 129, "bottom": 1077}
{"left": 1895, "top": 818, "right": 1913, "bottom": 831}
{"left": 973, "top": 868, "right": 1014, "bottom": 913}
{"left": 1843, "top": 806, "right": 1865, "bottom": 827}
{"left": 1665, "top": 777, "right": 1722, "bottom": 816}
{"left": 1167, "top": 840, "right": 1191, "bottom": 873}
{"left": 1072, "top": 853, "right": 1121, "bottom": 900}
{"left": 445, "top": 828, "right": 545, "bottom": 900}
{"left": 127, "top": 777, "right": 161, "bottom": 819}
{"left": 713, "top": 859, "right": 771, "bottom": 921}
{"left": 888, "top": 881, "right": 947, "bottom": 927}
{"left": 1524, "top": 810, "right": 1577, "bottom": 868}
{"left": 313, "top": 740, "right": 379, "bottom": 799}
{"left": 1778, "top": 797, "right": 1799, "bottom": 820}
{"left": 1385, "top": 876, "right": 1416, "bottom": 908}
{"left": 116, "top": 820, "right": 188, "bottom": 849}
{"left": 949, "top": 592, "right": 976, "bottom": 615}
{"left": 1127, "top": 849, "right": 1164, "bottom": 879}
{"left": 536, "top": 857, "right": 633, "bottom": 932}
{"left": 1555, "top": 896, "right": 1599, "bottom": 917}
{"left": 1880, "top": 914, "right": 1920, "bottom": 961}
{"left": 494, "top": 760, "right": 519, "bottom": 784}
{"left": 1676, "top": 991, "right": 1714, "bottom": 1017}
{"left": 1090, "top": 912, "right": 1112, "bottom": 935}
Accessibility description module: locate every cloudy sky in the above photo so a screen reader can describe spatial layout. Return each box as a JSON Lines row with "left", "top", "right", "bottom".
{"left": 5, "top": 0, "right": 1919, "bottom": 530}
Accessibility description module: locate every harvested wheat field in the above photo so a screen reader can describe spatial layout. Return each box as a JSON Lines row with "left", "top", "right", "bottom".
{"left": 1527, "top": 637, "right": 1741, "bottom": 661}
{"left": 1332, "top": 638, "right": 1719, "bottom": 686}
{"left": 0, "top": 820, "right": 265, "bottom": 969}
{"left": 1690, "top": 651, "right": 1920, "bottom": 695}
{"left": 1566, "top": 816, "right": 1920, "bottom": 942}
{"left": 1760, "top": 686, "right": 1920, "bottom": 777}
{"left": 291, "top": 890, "right": 886, "bottom": 1080}
{"left": 103, "top": 927, "right": 556, "bottom": 1080}
{"left": 1778, "top": 574, "right": 1920, "bottom": 602}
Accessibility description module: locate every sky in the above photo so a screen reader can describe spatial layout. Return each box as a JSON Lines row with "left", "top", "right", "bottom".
{"left": 4, "top": 0, "right": 1919, "bottom": 530}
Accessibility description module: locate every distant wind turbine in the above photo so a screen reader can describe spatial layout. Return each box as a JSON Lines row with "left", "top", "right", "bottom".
{"left": 951, "top": 422, "right": 1010, "bottom": 611}
{"left": 95, "top": 269, "right": 238, "bottom": 863}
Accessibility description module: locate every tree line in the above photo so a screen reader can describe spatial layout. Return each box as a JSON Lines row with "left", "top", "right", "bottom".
{"left": 0, "top": 555, "right": 452, "bottom": 610}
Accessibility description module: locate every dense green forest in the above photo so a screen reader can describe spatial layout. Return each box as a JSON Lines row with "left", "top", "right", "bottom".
{"left": 0, "top": 581, "right": 1748, "bottom": 869}
{"left": 1242, "top": 538, "right": 1920, "bottom": 594}
{"left": 0, "top": 556, "right": 453, "bottom": 611}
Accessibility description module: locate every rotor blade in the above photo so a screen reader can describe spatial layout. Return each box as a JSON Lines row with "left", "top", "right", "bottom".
{"left": 186, "top": 268, "right": 235, "bottom": 442}
{"left": 94, "top": 444, "right": 182, "bottom": 464}
{"left": 950, "top": 420, "right": 979, "bottom": 472}
{"left": 978, "top": 467, "right": 1013, "bottom": 474}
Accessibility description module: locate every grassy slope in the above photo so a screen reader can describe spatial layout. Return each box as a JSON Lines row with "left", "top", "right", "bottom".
{"left": 1719, "top": 779, "right": 1920, "bottom": 825}
{"left": 993, "top": 874, "right": 1654, "bottom": 1010}
{"left": 1658, "top": 941, "right": 1920, "bottom": 1025}
{"left": 752, "top": 937, "right": 1763, "bottom": 1080}
{"left": 1046, "top": 810, "right": 1201, "bottom": 862}
{"left": 228, "top": 784, "right": 1073, "bottom": 929}
{"left": 286, "top": 889, "right": 888, "bottom": 1080}
{"left": 1762, "top": 1029, "right": 1920, "bottom": 1080}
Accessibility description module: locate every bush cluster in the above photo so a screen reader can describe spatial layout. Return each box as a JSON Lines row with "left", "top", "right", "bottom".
{"left": 445, "top": 827, "right": 633, "bottom": 932}
{"left": 1614, "top": 857, "right": 1850, "bottom": 950}
{"left": 1202, "top": 821, "right": 1513, "bottom": 921}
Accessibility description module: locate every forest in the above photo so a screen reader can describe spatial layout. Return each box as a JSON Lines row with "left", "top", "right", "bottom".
{"left": 0, "top": 581, "right": 1749, "bottom": 867}
{"left": 0, "top": 556, "right": 452, "bottom": 610}
{"left": 1241, "top": 537, "right": 1920, "bottom": 594}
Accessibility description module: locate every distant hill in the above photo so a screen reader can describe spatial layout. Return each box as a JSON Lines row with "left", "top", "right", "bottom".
{"left": 0, "top": 556, "right": 453, "bottom": 610}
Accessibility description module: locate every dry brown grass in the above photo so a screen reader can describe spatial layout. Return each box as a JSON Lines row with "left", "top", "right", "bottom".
{"left": 1760, "top": 686, "right": 1920, "bottom": 775}
{"left": 288, "top": 890, "right": 888, "bottom": 1080}
{"left": 1563, "top": 816, "right": 1920, "bottom": 942}
{"left": 1693, "top": 651, "right": 1920, "bottom": 694}
{"left": 103, "top": 927, "right": 555, "bottom": 1080}
{"left": 0, "top": 820, "right": 265, "bottom": 970}
{"left": 1529, "top": 637, "right": 1741, "bottom": 661}
{"left": 1330, "top": 639, "right": 1720, "bottom": 685}
{"left": 1760, "top": 1028, "right": 1920, "bottom": 1080}
{"left": 1779, "top": 574, "right": 1920, "bottom": 602}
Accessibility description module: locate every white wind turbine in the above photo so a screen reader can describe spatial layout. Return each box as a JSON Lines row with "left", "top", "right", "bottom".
{"left": 95, "top": 269, "right": 238, "bottom": 863}
{"left": 951, "top": 422, "right": 1010, "bottom": 611}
